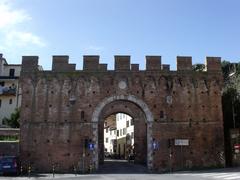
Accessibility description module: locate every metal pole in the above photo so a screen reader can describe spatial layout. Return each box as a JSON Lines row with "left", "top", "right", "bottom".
{"left": 52, "top": 164, "right": 55, "bottom": 178}
{"left": 181, "top": 145, "right": 183, "bottom": 169}
{"left": 169, "top": 149, "right": 172, "bottom": 173}
{"left": 232, "top": 98, "right": 236, "bottom": 129}
{"left": 20, "top": 165, "right": 23, "bottom": 176}
{"left": 28, "top": 164, "right": 31, "bottom": 178}
{"left": 83, "top": 146, "right": 85, "bottom": 174}
{"left": 74, "top": 165, "right": 77, "bottom": 176}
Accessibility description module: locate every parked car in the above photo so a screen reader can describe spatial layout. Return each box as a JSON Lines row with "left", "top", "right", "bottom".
{"left": 0, "top": 156, "right": 20, "bottom": 175}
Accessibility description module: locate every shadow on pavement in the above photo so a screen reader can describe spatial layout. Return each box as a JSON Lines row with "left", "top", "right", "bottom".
{"left": 95, "top": 159, "right": 149, "bottom": 174}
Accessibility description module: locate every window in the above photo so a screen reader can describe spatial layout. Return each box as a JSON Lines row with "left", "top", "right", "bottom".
{"left": 123, "top": 128, "right": 126, "bottom": 135}
{"left": 9, "top": 99, "right": 12, "bottom": 104}
{"left": 110, "top": 130, "right": 112, "bottom": 135}
{"left": 0, "top": 82, "right": 5, "bottom": 86}
{"left": 105, "top": 138, "right": 108, "bottom": 143}
{"left": 9, "top": 69, "right": 15, "bottom": 77}
{"left": 130, "top": 119, "right": 134, "bottom": 126}
{"left": 120, "top": 129, "right": 122, "bottom": 136}
{"left": 106, "top": 128, "right": 108, "bottom": 133}
{"left": 126, "top": 121, "right": 129, "bottom": 127}
{"left": 117, "top": 130, "right": 119, "bottom": 137}
{"left": 0, "top": 99, "right": 1, "bottom": 108}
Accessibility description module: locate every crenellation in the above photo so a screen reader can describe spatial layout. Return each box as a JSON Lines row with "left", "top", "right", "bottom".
{"left": 99, "top": 64, "right": 108, "bottom": 71}
{"left": 161, "top": 64, "right": 170, "bottom": 71}
{"left": 22, "top": 56, "right": 39, "bottom": 72}
{"left": 83, "top": 55, "right": 99, "bottom": 71}
{"left": 206, "top": 57, "right": 221, "bottom": 71}
{"left": 146, "top": 56, "right": 161, "bottom": 70}
{"left": 177, "top": 56, "right": 192, "bottom": 71}
{"left": 131, "top": 64, "right": 139, "bottom": 71}
{"left": 53, "top": 55, "right": 69, "bottom": 63}
{"left": 52, "top": 55, "right": 76, "bottom": 72}
{"left": 114, "top": 55, "right": 130, "bottom": 71}
{"left": 67, "top": 64, "right": 76, "bottom": 71}
{"left": 21, "top": 55, "right": 224, "bottom": 73}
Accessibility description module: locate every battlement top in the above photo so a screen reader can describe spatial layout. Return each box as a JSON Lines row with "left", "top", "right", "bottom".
{"left": 21, "top": 55, "right": 222, "bottom": 73}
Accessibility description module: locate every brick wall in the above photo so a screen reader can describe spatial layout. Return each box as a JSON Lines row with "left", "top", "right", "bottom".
{"left": 19, "top": 55, "right": 224, "bottom": 172}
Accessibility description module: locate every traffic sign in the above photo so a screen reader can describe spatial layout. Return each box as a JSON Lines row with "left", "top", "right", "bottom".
{"left": 89, "top": 143, "right": 94, "bottom": 150}
{"left": 152, "top": 141, "right": 159, "bottom": 150}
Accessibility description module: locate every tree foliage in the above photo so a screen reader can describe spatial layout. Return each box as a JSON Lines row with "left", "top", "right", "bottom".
{"left": 192, "top": 64, "right": 205, "bottom": 72}
{"left": 2, "top": 108, "right": 20, "bottom": 128}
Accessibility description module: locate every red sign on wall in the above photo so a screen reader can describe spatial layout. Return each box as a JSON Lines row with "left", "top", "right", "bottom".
{"left": 234, "top": 144, "right": 240, "bottom": 150}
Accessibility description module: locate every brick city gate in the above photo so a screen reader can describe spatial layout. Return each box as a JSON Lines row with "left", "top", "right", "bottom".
{"left": 20, "top": 55, "right": 225, "bottom": 173}
{"left": 91, "top": 95, "right": 154, "bottom": 169}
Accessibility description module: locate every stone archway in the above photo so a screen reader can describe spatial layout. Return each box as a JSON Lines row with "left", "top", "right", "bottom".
{"left": 91, "top": 95, "right": 154, "bottom": 170}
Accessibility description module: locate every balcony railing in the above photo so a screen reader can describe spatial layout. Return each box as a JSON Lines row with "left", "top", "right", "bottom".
{"left": 0, "top": 87, "right": 16, "bottom": 96}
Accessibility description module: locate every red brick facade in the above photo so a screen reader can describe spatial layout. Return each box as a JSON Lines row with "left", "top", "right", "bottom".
{"left": 19, "top": 55, "right": 224, "bottom": 172}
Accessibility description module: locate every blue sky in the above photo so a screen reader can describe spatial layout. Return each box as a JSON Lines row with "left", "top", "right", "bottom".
{"left": 0, "top": 0, "right": 240, "bottom": 70}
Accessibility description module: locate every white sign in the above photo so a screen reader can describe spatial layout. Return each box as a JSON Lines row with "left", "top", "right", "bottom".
{"left": 166, "top": 96, "right": 173, "bottom": 104}
{"left": 174, "top": 139, "right": 189, "bottom": 146}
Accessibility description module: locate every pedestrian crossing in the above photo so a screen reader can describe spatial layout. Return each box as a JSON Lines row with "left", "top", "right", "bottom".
{"left": 176, "top": 172, "right": 240, "bottom": 180}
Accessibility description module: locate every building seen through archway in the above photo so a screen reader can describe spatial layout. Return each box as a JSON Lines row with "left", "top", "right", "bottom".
{"left": 104, "top": 113, "right": 134, "bottom": 161}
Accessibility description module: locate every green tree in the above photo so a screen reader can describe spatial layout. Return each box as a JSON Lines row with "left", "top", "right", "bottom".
{"left": 221, "top": 61, "right": 240, "bottom": 166}
{"left": 192, "top": 64, "right": 205, "bottom": 71}
{"left": 2, "top": 108, "right": 20, "bottom": 128}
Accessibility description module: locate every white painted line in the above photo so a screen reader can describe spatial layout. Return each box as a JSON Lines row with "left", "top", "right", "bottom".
{"left": 199, "top": 173, "right": 227, "bottom": 177}
{"left": 212, "top": 174, "right": 239, "bottom": 179}
{"left": 224, "top": 175, "right": 240, "bottom": 180}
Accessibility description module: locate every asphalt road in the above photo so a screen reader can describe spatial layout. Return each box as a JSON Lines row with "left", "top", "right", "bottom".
{"left": 0, "top": 172, "right": 240, "bottom": 180}
{"left": 0, "top": 160, "right": 239, "bottom": 180}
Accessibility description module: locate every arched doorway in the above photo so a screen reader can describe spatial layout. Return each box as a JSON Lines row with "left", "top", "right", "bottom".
{"left": 91, "top": 95, "right": 154, "bottom": 171}
{"left": 103, "top": 113, "right": 134, "bottom": 161}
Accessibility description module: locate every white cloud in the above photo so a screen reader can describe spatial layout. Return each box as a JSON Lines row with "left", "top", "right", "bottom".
{"left": 0, "top": 0, "right": 31, "bottom": 29}
{"left": 6, "top": 31, "right": 46, "bottom": 47}
{"left": 0, "top": 0, "right": 46, "bottom": 48}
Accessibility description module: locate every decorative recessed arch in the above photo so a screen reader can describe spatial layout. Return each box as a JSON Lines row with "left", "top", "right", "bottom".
{"left": 91, "top": 94, "right": 154, "bottom": 171}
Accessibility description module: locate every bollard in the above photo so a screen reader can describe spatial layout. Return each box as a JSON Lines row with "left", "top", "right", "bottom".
{"left": 169, "top": 151, "right": 172, "bottom": 173}
{"left": 89, "top": 164, "right": 92, "bottom": 173}
{"left": 20, "top": 165, "right": 23, "bottom": 176}
{"left": 28, "top": 165, "right": 31, "bottom": 178}
{"left": 74, "top": 166, "right": 77, "bottom": 176}
{"left": 52, "top": 164, "right": 55, "bottom": 178}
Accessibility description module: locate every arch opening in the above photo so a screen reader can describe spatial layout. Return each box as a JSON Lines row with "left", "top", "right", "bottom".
{"left": 91, "top": 95, "right": 154, "bottom": 172}
{"left": 103, "top": 113, "right": 135, "bottom": 162}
